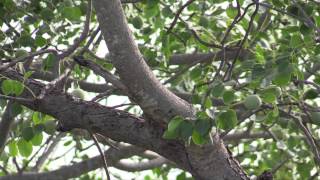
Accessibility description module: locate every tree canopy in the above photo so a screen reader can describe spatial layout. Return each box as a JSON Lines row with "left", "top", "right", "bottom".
{"left": 0, "top": 0, "right": 320, "bottom": 179}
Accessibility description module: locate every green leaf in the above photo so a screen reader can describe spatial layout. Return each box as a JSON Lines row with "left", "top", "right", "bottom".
{"left": 179, "top": 121, "right": 193, "bottom": 140}
{"left": 272, "top": 0, "right": 284, "bottom": 6}
{"left": 190, "top": 67, "right": 201, "bottom": 80}
{"left": 1, "top": 80, "right": 24, "bottom": 96}
{"left": 24, "top": 71, "right": 34, "bottom": 79}
{"left": 262, "top": 86, "right": 282, "bottom": 98}
{"left": 32, "top": 112, "right": 44, "bottom": 124}
{"left": 162, "top": 130, "right": 178, "bottom": 139}
{"left": 31, "top": 132, "right": 43, "bottom": 146}
{"left": 273, "top": 72, "right": 291, "bottom": 86}
{"left": 167, "top": 116, "right": 183, "bottom": 132}
{"left": 255, "top": 45, "right": 265, "bottom": 64}
{"left": 44, "top": 120, "right": 56, "bottom": 135}
{"left": 17, "top": 139, "right": 33, "bottom": 157}
{"left": 303, "top": 89, "right": 318, "bottom": 100}
{"left": 199, "top": 16, "right": 209, "bottom": 27}
{"left": 43, "top": 53, "right": 57, "bottom": 71}
{"left": 211, "top": 81, "right": 225, "bottom": 97}
{"left": 21, "top": 127, "right": 34, "bottom": 141}
{"left": 300, "top": 24, "right": 312, "bottom": 36}
{"left": 264, "top": 110, "right": 278, "bottom": 125}
{"left": 40, "top": 8, "right": 54, "bottom": 21}
{"left": 163, "top": 116, "right": 183, "bottom": 139}
{"left": 8, "top": 140, "right": 18, "bottom": 157}
{"left": 62, "top": 7, "right": 82, "bottom": 22}
{"left": 204, "top": 98, "right": 212, "bottom": 109}
{"left": 310, "top": 112, "right": 320, "bottom": 125}
{"left": 12, "top": 103, "right": 23, "bottom": 117}
{"left": 260, "top": 91, "right": 277, "bottom": 104}
{"left": 217, "top": 109, "right": 238, "bottom": 130}
{"left": 290, "top": 33, "right": 302, "bottom": 47}
{"left": 194, "top": 119, "right": 211, "bottom": 136}
{"left": 252, "top": 64, "right": 266, "bottom": 80}
{"left": 35, "top": 36, "right": 47, "bottom": 47}
{"left": 222, "top": 90, "right": 236, "bottom": 104}
{"left": 18, "top": 35, "right": 34, "bottom": 47}
{"left": 226, "top": 6, "right": 237, "bottom": 18}
{"left": 273, "top": 63, "right": 293, "bottom": 86}
{"left": 297, "top": 163, "right": 312, "bottom": 178}
{"left": 192, "top": 131, "right": 207, "bottom": 145}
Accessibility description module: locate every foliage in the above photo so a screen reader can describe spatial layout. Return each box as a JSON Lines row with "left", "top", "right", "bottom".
{"left": 0, "top": 0, "right": 320, "bottom": 179}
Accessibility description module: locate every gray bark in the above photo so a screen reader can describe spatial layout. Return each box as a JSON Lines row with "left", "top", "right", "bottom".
{"left": 93, "top": 0, "right": 194, "bottom": 123}
{"left": 93, "top": 0, "right": 249, "bottom": 179}
{"left": 0, "top": 101, "right": 15, "bottom": 154}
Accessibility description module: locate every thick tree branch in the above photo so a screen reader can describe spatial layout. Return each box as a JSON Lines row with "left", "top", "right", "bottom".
{"left": 1, "top": 68, "right": 248, "bottom": 179}
{"left": 93, "top": 0, "right": 194, "bottom": 122}
{"left": 0, "top": 69, "right": 194, "bottom": 173}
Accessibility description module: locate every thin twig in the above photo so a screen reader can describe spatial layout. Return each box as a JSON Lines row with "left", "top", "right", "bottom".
{"left": 0, "top": 164, "right": 9, "bottom": 175}
{"left": 166, "top": 0, "right": 196, "bottom": 34}
{"left": 111, "top": 103, "right": 136, "bottom": 109}
{"left": 0, "top": 94, "right": 33, "bottom": 102}
{"left": 0, "top": 49, "right": 58, "bottom": 72}
{"left": 89, "top": 130, "right": 111, "bottom": 180}
{"left": 59, "top": 0, "right": 92, "bottom": 59}
{"left": 225, "top": 1, "right": 259, "bottom": 80}
{"left": 80, "top": 27, "right": 100, "bottom": 55}
{"left": 284, "top": 110, "right": 320, "bottom": 166}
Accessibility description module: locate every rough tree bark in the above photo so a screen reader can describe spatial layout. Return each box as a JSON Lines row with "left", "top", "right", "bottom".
{"left": 92, "top": 0, "right": 248, "bottom": 179}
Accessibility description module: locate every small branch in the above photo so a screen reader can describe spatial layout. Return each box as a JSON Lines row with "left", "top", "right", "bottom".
{"left": 73, "top": 56, "right": 127, "bottom": 91}
{"left": 271, "top": 156, "right": 290, "bottom": 174}
{"left": 80, "top": 27, "right": 100, "bottom": 55}
{"left": 225, "top": 0, "right": 259, "bottom": 80}
{"left": 0, "top": 94, "right": 33, "bottom": 103}
{"left": 221, "top": 0, "right": 242, "bottom": 45}
{"left": 0, "top": 165, "right": 9, "bottom": 175}
{"left": 59, "top": 0, "right": 92, "bottom": 59}
{"left": 12, "top": 158, "right": 21, "bottom": 173}
{"left": 114, "top": 157, "right": 169, "bottom": 172}
{"left": 258, "top": 2, "right": 311, "bottom": 27}
{"left": 89, "top": 131, "right": 111, "bottom": 180}
{"left": 166, "top": 0, "right": 196, "bottom": 34}
{"left": 189, "top": 29, "right": 223, "bottom": 49}
{"left": 120, "top": 0, "right": 142, "bottom": 3}
{"left": 0, "top": 146, "right": 144, "bottom": 180}
{"left": 0, "top": 49, "right": 58, "bottom": 72}
{"left": 291, "top": 0, "right": 320, "bottom": 34}
{"left": 223, "top": 132, "right": 271, "bottom": 142}
{"left": 283, "top": 110, "right": 320, "bottom": 166}
{"left": 31, "top": 133, "right": 65, "bottom": 172}
{"left": 21, "top": 136, "right": 53, "bottom": 172}
{"left": 0, "top": 101, "right": 15, "bottom": 153}
{"left": 111, "top": 103, "right": 136, "bottom": 109}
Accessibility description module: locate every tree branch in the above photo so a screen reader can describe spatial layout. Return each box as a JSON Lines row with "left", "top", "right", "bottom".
{"left": 93, "top": 0, "right": 194, "bottom": 123}
{"left": 0, "top": 101, "right": 15, "bottom": 154}
{"left": 114, "top": 157, "right": 169, "bottom": 172}
{"left": 0, "top": 146, "right": 144, "bottom": 180}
